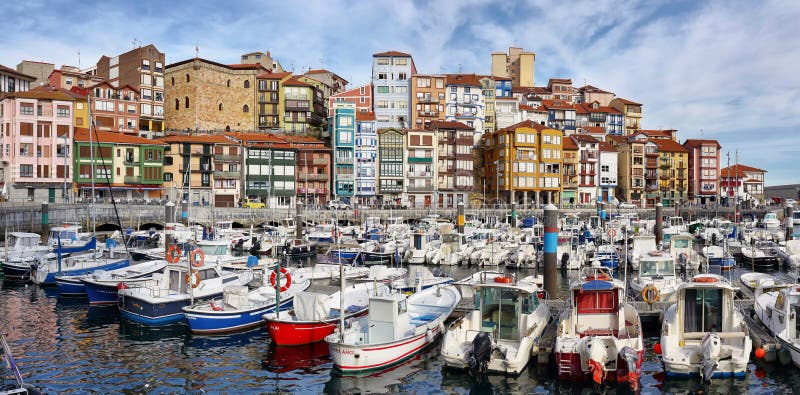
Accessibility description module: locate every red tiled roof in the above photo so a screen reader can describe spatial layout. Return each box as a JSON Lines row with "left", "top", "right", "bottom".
{"left": 373, "top": 50, "right": 412, "bottom": 57}
{"left": 580, "top": 126, "right": 606, "bottom": 134}
{"left": 492, "top": 75, "right": 512, "bottom": 81}
{"left": 578, "top": 85, "right": 612, "bottom": 94}
{"left": 446, "top": 74, "right": 482, "bottom": 86}
{"left": 612, "top": 97, "right": 642, "bottom": 106}
{"left": 158, "top": 134, "right": 232, "bottom": 144}
{"left": 519, "top": 104, "right": 536, "bottom": 111}
{"left": 639, "top": 129, "right": 674, "bottom": 137}
{"left": 541, "top": 99, "right": 574, "bottom": 110}
{"left": 3, "top": 88, "right": 75, "bottom": 101}
{"left": 606, "top": 135, "right": 626, "bottom": 145}
{"left": 598, "top": 141, "right": 617, "bottom": 152}
{"left": 0, "top": 64, "right": 36, "bottom": 80}
{"left": 283, "top": 76, "right": 313, "bottom": 87}
{"left": 720, "top": 168, "right": 746, "bottom": 178}
{"left": 682, "top": 139, "right": 721, "bottom": 148}
{"left": 224, "top": 132, "right": 287, "bottom": 143}
{"left": 356, "top": 111, "right": 376, "bottom": 121}
{"left": 651, "top": 138, "right": 688, "bottom": 153}
{"left": 562, "top": 138, "right": 578, "bottom": 150}
{"left": 430, "top": 120, "right": 472, "bottom": 130}
{"left": 571, "top": 134, "right": 599, "bottom": 144}
{"left": 227, "top": 63, "right": 265, "bottom": 70}
{"left": 721, "top": 164, "right": 766, "bottom": 174}
{"left": 501, "top": 119, "right": 553, "bottom": 132}
{"left": 305, "top": 69, "right": 331, "bottom": 75}
{"left": 258, "top": 71, "right": 292, "bottom": 79}
{"left": 279, "top": 135, "right": 325, "bottom": 144}
{"left": 76, "top": 128, "right": 164, "bottom": 145}
{"left": 574, "top": 102, "right": 622, "bottom": 115}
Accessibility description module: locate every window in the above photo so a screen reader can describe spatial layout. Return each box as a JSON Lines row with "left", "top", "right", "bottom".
{"left": 141, "top": 74, "right": 152, "bottom": 85}
{"left": 376, "top": 86, "right": 389, "bottom": 94}
{"left": 171, "top": 77, "right": 175, "bottom": 86}
{"left": 376, "top": 58, "right": 389, "bottom": 65}
{"left": 244, "top": 80, "right": 250, "bottom": 89}
{"left": 398, "top": 73, "right": 407, "bottom": 80}
{"left": 227, "top": 80, "right": 232, "bottom": 88}
{"left": 20, "top": 104, "right": 34, "bottom": 115}
{"left": 186, "top": 74, "right": 190, "bottom": 83}
{"left": 19, "top": 164, "right": 33, "bottom": 177}
{"left": 243, "top": 104, "right": 249, "bottom": 113}
{"left": 185, "top": 97, "right": 190, "bottom": 109}
{"left": 175, "top": 98, "right": 180, "bottom": 110}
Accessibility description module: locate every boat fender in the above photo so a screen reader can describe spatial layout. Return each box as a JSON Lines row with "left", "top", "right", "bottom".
{"left": 190, "top": 248, "right": 205, "bottom": 268}
{"left": 210, "top": 301, "right": 224, "bottom": 312}
{"left": 166, "top": 245, "right": 182, "bottom": 264}
{"left": 270, "top": 267, "right": 292, "bottom": 292}
{"left": 185, "top": 270, "right": 201, "bottom": 288}
{"left": 642, "top": 284, "right": 660, "bottom": 304}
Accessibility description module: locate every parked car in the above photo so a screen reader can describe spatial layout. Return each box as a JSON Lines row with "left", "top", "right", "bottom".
{"left": 242, "top": 199, "right": 265, "bottom": 209}
{"left": 328, "top": 200, "right": 351, "bottom": 210}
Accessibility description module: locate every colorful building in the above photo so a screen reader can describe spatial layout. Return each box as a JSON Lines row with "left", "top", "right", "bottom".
{"left": 16, "top": 60, "right": 54, "bottom": 87}
{"left": 432, "top": 120, "right": 474, "bottom": 207}
{"left": 329, "top": 83, "right": 373, "bottom": 116}
{"left": 609, "top": 97, "right": 643, "bottom": 135}
{"left": 576, "top": 85, "right": 615, "bottom": 106}
{"left": 682, "top": 139, "right": 721, "bottom": 204}
{"left": 574, "top": 101, "right": 625, "bottom": 136}
{"left": 48, "top": 65, "right": 104, "bottom": 91}
{"left": 159, "top": 134, "right": 239, "bottom": 207}
{"left": 73, "top": 129, "right": 165, "bottom": 201}
{"left": 331, "top": 103, "right": 356, "bottom": 200}
{"left": 0, "top": 64, "right": 34, "bottom": 94}
{"left": 490, "top": 47, "right": 535, "bottom": 88}
{"left": 651, "top": 138, "right": 689, "bottom": 207}
{"left": 410, "top": 74, "right": 446, "bottom": 129}
{"left": 86, "top": 82, "right": 140, "bottom": 134}
{"left": 224, "top": 133, "right": 295, "bottom": 208}
{"left": 377, "top": 128, "right": 405, "bottom": 206}
{"left": 720, "top": 164, "right": 766, "bottom": 206}
{"left": 355, "top": 112, "right": 378, "bottom": 205}
{"left": 561, "top": 136, "right": 579, "bottom": 206}
{"left": 445, "top": 74, "right": 485, "bottom": 144}
{"left": 571, "top": 134, "right": 600, "bottom": 205}
{"left": 547, "top": 78, "right": 573, "bottom": 102}
{"left": 0, "top": 88, "right": 74, "bottom": 202}
{"left": 282, "top": 76, "right": 326, "bottom": 136}
{"left": 282, "top": 135, "right": 330, "bottom": 206}
{"left": 542, "top": 99, "right": 576, "bottom": 135}
{"left": 256, "top": 71, "right": 291, "bottom": 132}
{"left": 607, "top": 134, "right": 646, "bottom": 206}
{"left": 372, "top": 51, "right": 416, "bottom": 129}
{"left": 598, "top": 141, "right": 618, "bottom": 203}
{"left": 405, "top": 128, "right": 436, "bottom": 207}
{"left": 479, "top": 76, "right": 497, "bottom": 135}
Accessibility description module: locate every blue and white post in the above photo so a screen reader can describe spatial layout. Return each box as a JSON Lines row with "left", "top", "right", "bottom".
{"left": 543, "top": 204, "right": 559, "bottom": 299}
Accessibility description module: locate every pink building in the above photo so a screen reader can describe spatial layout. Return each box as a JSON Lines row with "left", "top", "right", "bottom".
{"left": 328, "top": 83, "right": 372, "bottom": 116}
{"left": 683, "top": 139, "right": 721, "bottom": 204}
{"left": 0, "top": 88, "right": 74, "bottom": 202}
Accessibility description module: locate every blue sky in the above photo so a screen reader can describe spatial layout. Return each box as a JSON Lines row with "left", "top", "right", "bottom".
{"left": 3, "top": 0, "right": 799, "bottom": 185}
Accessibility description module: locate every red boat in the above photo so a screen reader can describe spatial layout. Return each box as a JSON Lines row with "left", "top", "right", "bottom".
{"left": 264, "top": 282, "right": 389, "bottom": 346}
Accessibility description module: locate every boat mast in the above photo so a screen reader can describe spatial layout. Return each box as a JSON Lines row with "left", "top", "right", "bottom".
{"left": 338, "top": 214, "right": 345, "bottom": 341}
{"left": 88, "top": 94, "right": 96, "bottom": 233}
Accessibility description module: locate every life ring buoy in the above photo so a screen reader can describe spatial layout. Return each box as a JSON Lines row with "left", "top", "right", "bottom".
{"left": 185, "top": 270, "right": 201, "bottom": 288}
{"left": 166, "top": 245, "right": 182, "bottom": 263}
{"left": 494, "top": 276, "right": 513, "bottom": 284}
{"left": 331, "top": 228, "right": 342, "bottom": 240}
{"left": 270, "top": 267, "right": 292, "bottom": 292}
{"left": 693, "top": 276, "right": 718, "bottom": 283}
{"left": 642, "top": 284, "right": 660, "bottom": 304}
{"left": 189, "top": 248, "right": 205, "bottom": 268}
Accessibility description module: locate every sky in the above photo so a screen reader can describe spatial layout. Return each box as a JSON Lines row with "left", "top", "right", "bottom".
{"left": 2, "top": 0, "right": 799, "bottom": 185}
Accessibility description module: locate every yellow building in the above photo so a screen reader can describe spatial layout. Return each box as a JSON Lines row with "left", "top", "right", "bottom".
{"left": 609, "top": 97, "right": 643, "bottom": 135}
{"left": 480, "top": 76, "right": 496, "bottom": 135}
{"left": 490, "top": 47, "right": 535, "bottom": 88}
{"left": 652, "top": 139, "right": 689, "bottom": 207}
{"left": 482, "top": 120, "right": 563, "bottom": 207}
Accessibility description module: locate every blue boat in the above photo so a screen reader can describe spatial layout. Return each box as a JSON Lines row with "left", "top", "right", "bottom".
{"left": 595, "top": 245, "right": 620, "bottom": 270}
{"left": 32, "top": 238, "right": 133, "bottom": 286}
{"left": 118, "top": 264, "right": 253, "bottom": 325}
{"left": 78, "top": 260, "right": 169, "bottom": 304}
{"left": 182, "top": 279, "right": 310, "bottom": 334}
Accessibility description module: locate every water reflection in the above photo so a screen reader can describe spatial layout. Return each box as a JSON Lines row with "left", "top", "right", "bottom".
{"left": 263, "top": 341, "right": 332, "bottom": 374}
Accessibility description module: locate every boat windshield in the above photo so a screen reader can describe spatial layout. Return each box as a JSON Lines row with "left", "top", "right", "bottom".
{"left": 201, "top": 244, "right": 228, "bottom": 256}
{"left": 683, "top": 288, "right": 723, "bottom": 333}
{"left": 51, "top": 230, "right": 78, "bottom": 242}
{"left": 168, "top": 269, "right": 188, "bottom": 294}
{"left": 476, "top": 288, "right": 521, "bottom": 340}
{"left": 672, "top": 238, "right": 690, "bottom": 249}
{"left": 640, "top": 259, "right": 674, "bottom": 276}
{"left": 442, "top": 234, "right": 460, "bottom": 243}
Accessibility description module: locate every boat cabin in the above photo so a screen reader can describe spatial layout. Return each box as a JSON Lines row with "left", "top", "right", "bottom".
{"left": 572, "top": 274, "right": 622, "bottom": 336}
{"left": 281, "top": 217, "right": 296, "bottom": 229}
{"left": 639, "top": 251, "right": 676, "bottom": 278}
{"left": 6, "top": 232, "right": 42, "bottom": 250}
{"left": 161, "top": 264, "right": 223, "bottom": 294}
{"left": 48, "top": 225, "right": 82, "bottom": 246}
{"left": 473, "top": 282, "right": 540, "bottom": 341}
{"left": 197, "top": 239, "right": 230, "bottom": 258}
{"left": 760, "top": 285, "right": 800, "bottom": 340}
{"left": 677, "top": 275, "right": 736, "bottom": 335}
{"left": 368, "top": 293, "right": 409, "bottom": 344}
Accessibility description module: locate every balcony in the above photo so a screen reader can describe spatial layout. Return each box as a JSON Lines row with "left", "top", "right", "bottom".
{"left": 645, "top": 149, "right": 659, "bottom": 157}
{"left": 407, "top": 184, "right": 434, "bottom": 192}
{"left": 124, "top": 158, "right": 139, "bottom": 166}
{"left": 579, "top": 169, "right": 596, "bottom": 176}
{"left": 645, "top": 183, "right": 659, "bottom": 191}
{"left": 214, "top": 171, "right": 239, "bottom": 178}
{"left": 336, "top": 157, "right": 354, "bottom": 165}
{"left": 285, "top": 103, "right": 310, "bottom": 112}
{"left": 407, "top": 156, "right": 433, "bottom": 163}
{"left": 337, "top": 173, "right": 355, "bottom": 181}
{"left": 580, "top": 152, "right": 598, "bottom": 161}
{"left": 305, "top": 173, "right": 328, "bottom": 181}
{"left": 646, "top": 159, "right": 658, "bottom": 168}
{"left": 417, "top": 111, "right": 439, "bottom": 117}
{"left": 124, "top": 176, "right": 141, "bottom": 184}
{"left": 417, "top": 97, "right": 439, "bottom": 104}
{"left": 313, "top": 157, "right": 328, "bottom": 165}
{"left": 215, "top": 154, "right": 240, "bottom": 162}
{"left": 660, "top": 173, "right": 670, "bottom": 180}
{"left": 455, "top": 137, "right": 473, "bottom": 145}
{"left": 407, "top": 171, "right": 433, "bottom": 178}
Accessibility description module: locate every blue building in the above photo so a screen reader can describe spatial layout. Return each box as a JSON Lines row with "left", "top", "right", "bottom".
{"left": 331, "top": 103, "right": 356, "bottom": 200}
{"left": 355, "top": 111, "right": 378, "bottom": 204}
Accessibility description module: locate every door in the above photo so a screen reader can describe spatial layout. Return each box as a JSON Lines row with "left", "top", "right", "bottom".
{"left": 214, "top": 194, "right": 235, "bottom": 207}
{"left": 424, "top": 195, "right": 431, "bottom": 208}
{"left": 48, "top": 188, "right": 56, "bottom": 203}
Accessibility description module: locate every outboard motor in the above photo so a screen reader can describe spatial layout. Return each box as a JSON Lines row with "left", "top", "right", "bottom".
{"left": 561, "top": 252, "right": 570, "bottom": 269}
{"left": 620, "top": 346, "right": 640, "bottom": 390}
{"left": 700, "top": 332, "right": 721, "bottom": 382}
{"left": 467, "top": 332, "right": 493, "bottom": 376}
{"left": 236, "top": 238, "right": 246, "bottom": 250}
{"left": 249, "top": 240, "right": 262, "bottom": 256}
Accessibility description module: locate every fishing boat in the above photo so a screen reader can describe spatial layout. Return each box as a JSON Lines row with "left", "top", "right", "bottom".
{"left": 754, "top": 282, "right": 800, "bottom": 367}
{"left": 284, "top": 238, "right": 315, "bottom": 259}
{"left": 182, "top": 269, "right": 311, "bottom": 335}
{"left": 441, "top": 272, "right": 551, "bottom": 375}
{"left": 264, "top": 282, "right": 390, "bottom": 346}
{"left": 427, "top": 233, "right": 466, "bottom": 266}
{"left": 291, "top": 264, "right": 370, "bottom": 281}
{"left": 739, "top": 272, "right": 775, "bottom": 291}
{"left": 594, "top": 244, "right": 620, "bottom": 271}
{"left": 741, "top": 243, "right": 781, "bottom": 271}
{"left": 117, "top": 259, "right": 253, "bottom": 325}
{"left": 658, "top": 274, "right": 751, "bottom": 380}
{"left": 628, "top": 235, "right": 656, "bottom": 271}
{"left": 763, "top": 211, "right": 781, "bottom": 231}
{"left": 0, "top": 232, "right": 49, "bottom": 264}
{"left": 554, "top": 268, "right": 643, "bottom": 387}
{"left": 390, "top": 266, "right": 453, "bottom": 293}
{"left": 629, "top": 250, "right": 681, "bottom": 303}
{"left": 701, "top": 244, "right": 736, "bottom": 270}
{"left": 406, "top": 230, "right": 430, "bottom": 264}
{"left": 33, "top": 239, "right": 131, "bottom": 286}
{"left": 557, "top": 233, "right": 582, "bottom": 270}
{"left": 73, "top": 260, "right": 169, "bottom": 304}
{"left": 325, "top": 284, "right": 461, "bottom": 373}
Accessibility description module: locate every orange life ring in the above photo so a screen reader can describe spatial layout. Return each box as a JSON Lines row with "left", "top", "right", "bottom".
{"left": 494, "top": 276, "right": 513, "bottom": 283}
{"left": 166, "top": 245, "right": 182, "bottom": 263}
{"left": 642, "top": 284, "right": 660, "bottom": 304}
{"left": 185, "top": 270, "right": 201, "bottom": 288}
{"left": 189, "top": 248, "right": 205, "bottom": 268}
{"left": 331, "top": 228, "right": 342, "bottom": 239}
{"left": 270, "top": 267, "right": 292, "bottom": 292}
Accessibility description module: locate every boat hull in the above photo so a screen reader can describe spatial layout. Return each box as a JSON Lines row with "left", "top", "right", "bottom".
{"left": 83, "top": 281, "right": 122, "bottom": 305}
{"left": 555, "top": 349, "right": 643, "bottom": 382}
{"left": 34, "top": 259, "right": 130, "bottom": 286}
{"left": 55, "top": 277, "right": 86, "bottom": 295}
{"left": 119, "top": 292, "right": 218, "bottom": 325}
{"left": 328, "top": 326, "right": 440, "bottom": 373}
{"left": 708, "top": 256, "right": 735, "bottom": 269}
{"left": 184, "top": 298, "right": 294, "bottom": 335}
{"left": 266, "top": 309, "right": 368, "bottom": 346}
{"left": 0, "top": 262, "right": 33, "bottom": 281}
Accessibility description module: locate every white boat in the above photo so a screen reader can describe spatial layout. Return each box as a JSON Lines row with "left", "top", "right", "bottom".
{"left": 763, "top": 212, "right": 781, "bottom": 231}
{"left": 291, "top": 264, "right": 370, "bottom": 282}
{"left": 441, "top": 272, "right": 551, "bottom": 375}
{"left": 0, "top": 232, "right": 49, "bottom": 264}
{"left": 557, "top": 233, "right": 582, "bottom": 270}
{"left": 669, "top": 234, "right": 700, "bottom": 271}
{"left": 781, "top": 240, "right": 800, "bottom": 267}
{"left": 629, "top": 250, "right": 681, "bottom": 302}
{"left": 754, "top": 282, "right": 800, "bottom": 367}
{"left": 406, "top": 230, "right": 430, "bottom": 264}
{"left": 662, "top": 216, "right": 688, "bottom": 244}
{"left": 659, "top": 274, "right": 751, "bottom": 379}
{"left": 739, "top": 272, "right": 775, "bottom": 291}
{"left": 427, "top": 233, "right": 465, "bottom": 266}
{"left": 391, "top": 266, "right": 453, "bottom": 292}
{"left": 326, "top": 284, "right": 461, "bottom": 373}
{"left": 554, "top": 268, "right": 644, "bottom": 386}
{"left": 628, "top": 235, "right": 657, "bottom": 271}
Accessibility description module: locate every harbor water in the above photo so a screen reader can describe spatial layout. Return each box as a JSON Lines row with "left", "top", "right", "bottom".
{"left": 2, "top": 262, "right": 800, "bottom": 394}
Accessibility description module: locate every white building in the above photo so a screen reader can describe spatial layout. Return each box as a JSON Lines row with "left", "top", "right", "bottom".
{"left": 355, "top": 112, "right": 378, "bottom": 205}
{"left": 372, "top": 51, "right": 416, "bottom": 129}
{"left": 598, "top": 141, "right": 618, "bottom": 202}
{"left": 445, "top": 74, "right": 485, "bottom": 144}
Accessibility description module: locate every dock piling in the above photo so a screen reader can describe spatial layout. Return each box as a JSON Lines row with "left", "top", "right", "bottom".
{"left": 543, "top": 204, "right": 558, "bottom": 299}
